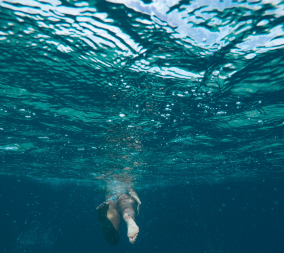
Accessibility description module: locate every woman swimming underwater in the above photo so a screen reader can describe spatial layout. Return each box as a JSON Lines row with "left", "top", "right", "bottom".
{"left": 96, "top": 177, "right": 141, "bottom": 245}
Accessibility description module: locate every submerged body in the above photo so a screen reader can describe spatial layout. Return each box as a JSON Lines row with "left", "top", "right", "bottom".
{"left": 96, "top": 180, "right": 141, "bottom": 245}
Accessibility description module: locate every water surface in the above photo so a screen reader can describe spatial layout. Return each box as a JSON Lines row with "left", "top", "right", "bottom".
{"left": 0, "top": 0, "right": 284, "bottom": 187}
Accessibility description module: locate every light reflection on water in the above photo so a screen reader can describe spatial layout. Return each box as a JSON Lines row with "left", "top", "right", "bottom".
{"left": 0, "top": 0, "right": 284, "bottom": 186}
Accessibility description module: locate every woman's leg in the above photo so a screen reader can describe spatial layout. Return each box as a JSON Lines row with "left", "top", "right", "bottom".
{"left": 96, "top": 199, "right": 121, "bottom": 246}
{"left": 116, "top": 194, "right": 139, "bottom": 244}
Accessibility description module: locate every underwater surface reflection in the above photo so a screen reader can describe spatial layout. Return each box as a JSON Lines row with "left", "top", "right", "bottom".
{"left": 0, "top": 0, "right": 284, "bottom": 187}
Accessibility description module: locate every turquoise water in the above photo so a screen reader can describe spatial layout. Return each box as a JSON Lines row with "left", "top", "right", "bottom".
{"left": 1, "top": 1, "right": 284, "bottom": 252}
{"left": 0, "top": 0, "right": 284, "bottom": 188}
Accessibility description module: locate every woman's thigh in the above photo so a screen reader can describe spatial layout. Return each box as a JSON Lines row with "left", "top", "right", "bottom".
{"left": 116, "top": 194, "right": 137, "bottom": 216}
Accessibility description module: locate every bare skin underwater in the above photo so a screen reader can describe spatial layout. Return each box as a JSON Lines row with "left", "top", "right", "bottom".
{"left": 96, "top": 187, "right": 141, "bottom": 245}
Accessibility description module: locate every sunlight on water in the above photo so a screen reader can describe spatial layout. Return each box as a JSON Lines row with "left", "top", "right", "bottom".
{"left": 0, "top": 0, "right": 284, "bottom": 186}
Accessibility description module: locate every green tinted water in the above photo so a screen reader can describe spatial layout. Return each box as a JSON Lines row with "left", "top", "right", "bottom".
{"left": 0, "top": 0, "right": 284, "bottom": 187}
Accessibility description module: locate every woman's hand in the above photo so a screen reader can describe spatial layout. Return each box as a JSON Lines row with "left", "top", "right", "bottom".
{"left": 137, "top": 201, "right": 141, "bottom": 217}
{"left": 129, "top": 188, "right": 141, "bottom": 216}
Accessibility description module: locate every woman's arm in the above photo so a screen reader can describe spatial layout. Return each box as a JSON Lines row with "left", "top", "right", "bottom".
{"left": 128, "top": 187, "right": 141, "bottom": 216}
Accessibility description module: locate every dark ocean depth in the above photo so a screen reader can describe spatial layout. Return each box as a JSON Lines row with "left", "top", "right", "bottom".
{"left": 1, "top": 0, "right": 284, "bottom": 252}
{"left": 0, "top": 177, "right": 284, "bottom": 253}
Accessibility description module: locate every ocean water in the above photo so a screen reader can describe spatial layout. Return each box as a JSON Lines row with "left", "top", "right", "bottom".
{"left": 0, "top": 0, "right": 284, "bottom": 252}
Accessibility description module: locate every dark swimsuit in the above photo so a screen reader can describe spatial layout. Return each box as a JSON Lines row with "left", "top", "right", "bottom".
{"left": 105, "top": 179, "right": 131, "bottom": 204}
{"left": 105, "top": 193, "right": 121, "bottom": 203}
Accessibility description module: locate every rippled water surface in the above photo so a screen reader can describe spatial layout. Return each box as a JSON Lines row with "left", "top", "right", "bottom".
{"left": 0, "top": 0, "right": 284, "bottom": 187}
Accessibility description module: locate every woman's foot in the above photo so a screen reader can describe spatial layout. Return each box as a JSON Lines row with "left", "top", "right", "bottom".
{"left": 96, "top": 202, "right": 120, "bottom": 246}
{"left": 123, "top": 213, "right": 139, "bottom": 244}
{"left": 96, "top": 202, "right": 109, "bottom": 222}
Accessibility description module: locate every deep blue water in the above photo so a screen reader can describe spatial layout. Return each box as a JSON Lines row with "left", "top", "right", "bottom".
{"left": 1, "top": 177, "right": 284, "bottom": 253}
{"left": 1, "top": 0, "right": 284, "bottom": 252}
